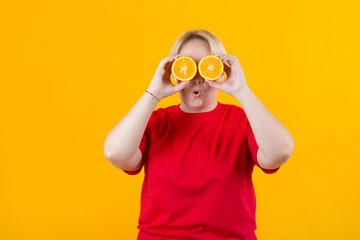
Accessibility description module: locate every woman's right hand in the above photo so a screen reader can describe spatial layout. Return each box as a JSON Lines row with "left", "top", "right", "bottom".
{"left": 147, "top": 54, "right": 190, "bottom": 101}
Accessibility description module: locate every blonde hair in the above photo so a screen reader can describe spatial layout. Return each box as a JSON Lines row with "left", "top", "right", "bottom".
{"left": 169, "top": 29, "right": 227, "bottom": 57}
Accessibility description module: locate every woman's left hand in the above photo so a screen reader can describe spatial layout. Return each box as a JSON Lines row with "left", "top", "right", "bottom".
{"left": 205, "top": 54, "right": 249, "bottom": 97}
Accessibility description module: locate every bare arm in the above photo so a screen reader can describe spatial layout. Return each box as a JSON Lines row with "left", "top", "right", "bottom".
{"left": 206, "top": 54, "right": 294, "bottom": 170}
{"left": 103, "top": 54, "right": 189, "bottom": 170}
{"left": 236, "top": 87, "right": 294, "bottom": 169}
{"left": 103, "top": 92, "right": 158, "bottom": 168}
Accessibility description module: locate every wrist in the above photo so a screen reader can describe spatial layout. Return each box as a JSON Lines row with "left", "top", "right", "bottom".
{"left": 146, "top": 89, "right": 160, "bottom": 102}
{"left": 234, "top": 86, "right": 251, "bottom": 103}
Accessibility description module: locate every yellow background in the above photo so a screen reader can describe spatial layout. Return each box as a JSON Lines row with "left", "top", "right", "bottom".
{"left": 1, "top": 0, "right": 359, "bottom": 239}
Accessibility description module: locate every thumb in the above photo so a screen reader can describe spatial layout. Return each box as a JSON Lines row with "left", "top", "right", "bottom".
{"left": 205, "top": 80, "right": 221, "bottom": 90}
{"left": 174, "top": 81, "right": 190, "bottom": 92}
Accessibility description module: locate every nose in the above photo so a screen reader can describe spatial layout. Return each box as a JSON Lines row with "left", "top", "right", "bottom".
{"left": 193, "top": 78, "right": 204, "bottom": 84}
{"left": 192, "top": 72, "right": 205, "bottom": 84}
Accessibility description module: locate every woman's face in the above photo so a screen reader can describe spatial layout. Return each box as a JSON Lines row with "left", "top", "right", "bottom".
{"left": 175, "top": 38, "right": 222, "bottom": 113}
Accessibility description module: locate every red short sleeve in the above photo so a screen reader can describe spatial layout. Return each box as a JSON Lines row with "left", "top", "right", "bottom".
{"left": 246, "top": 120, "right": 280, "bottom": 174}
{"left": 122, "top": 111, "right": 157, "bottom": 175}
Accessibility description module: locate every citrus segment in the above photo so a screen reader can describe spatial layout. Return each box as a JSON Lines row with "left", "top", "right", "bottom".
{"left": 171, "top": 56, "right": 197, "bottom": 81}
{"left": 198, "top": 55, "right": 224, "bottom": 80}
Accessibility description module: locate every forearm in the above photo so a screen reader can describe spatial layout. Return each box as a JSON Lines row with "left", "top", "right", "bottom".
{"left": 235, "top": 87, "right": 294, "bottom": 165}
{"left": 104, "top": 91, "right": 158, "bottom": 162}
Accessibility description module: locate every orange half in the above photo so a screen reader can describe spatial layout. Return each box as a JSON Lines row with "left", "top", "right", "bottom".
{"left": 218, "top": 71, "right": 227, "bottom": 83}
{"left": 170, "top": 73, "right": 177, "bottom": 85}
{"left": 198, "top": 55, "right": 224, "bottom": 81}
{"left": 171, "top": 56, "right": 197, "bottom": 81}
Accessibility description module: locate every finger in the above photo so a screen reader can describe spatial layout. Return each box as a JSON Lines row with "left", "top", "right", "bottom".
{"left": 212, "top": 54, "right": 231, "bottom": 68}
{"left": 213, "top": 53, "right": 226, "bottom": 58}
{"left": 162, "top": 54, "right": 181, "bottom": 65}
{"left": 160, "top": 55, "right": 180, "bottom": 73}
{"left": 223, "top": 61, "right": 231, "bottom": 72}
{"left": 219, "top": 55, "right": 239, "bottom": 66}
{"left": 219, "top": 55, "right": 242, "bottom": 74}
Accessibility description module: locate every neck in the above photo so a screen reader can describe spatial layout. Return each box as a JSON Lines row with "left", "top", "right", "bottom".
{"left": 180, "top": 101, "right": 218, "bottom": 113}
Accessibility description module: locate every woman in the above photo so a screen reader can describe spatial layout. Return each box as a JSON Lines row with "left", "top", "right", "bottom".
{"left": 104, "top": 29, "right": 294, "bottom": 240}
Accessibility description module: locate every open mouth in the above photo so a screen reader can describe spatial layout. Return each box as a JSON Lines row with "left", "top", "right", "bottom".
{"left": 192, "top": 90, "right": 201, "bottom": 97}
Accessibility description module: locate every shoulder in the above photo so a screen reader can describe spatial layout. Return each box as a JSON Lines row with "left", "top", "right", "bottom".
{"left": 219, "top": 102, "right": 246, "bottom": 117}
{"left": 216, "top": 102, "right": 250, "bottom": 129}
{"left": 148, "top": 104, "right": 178, "bottom": 124}
{"left": 153, "top": 104, "right": 177, "bottom": 116}
{"left": 221, "top": 102, "right": 243, "bottom": 111}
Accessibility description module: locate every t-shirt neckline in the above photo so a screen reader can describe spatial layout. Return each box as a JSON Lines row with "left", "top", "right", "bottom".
{"left": 175, "top": 101, "right": 223, "bottom": 117}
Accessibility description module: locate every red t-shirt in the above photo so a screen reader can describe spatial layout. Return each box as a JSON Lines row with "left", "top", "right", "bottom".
{"left": 123, "top": 101, "right": 280, "bottom": 240}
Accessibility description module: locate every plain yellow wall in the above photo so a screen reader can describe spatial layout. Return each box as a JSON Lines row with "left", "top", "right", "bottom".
{"left": 1, "top": 0, "right": 359, "bottom": 239}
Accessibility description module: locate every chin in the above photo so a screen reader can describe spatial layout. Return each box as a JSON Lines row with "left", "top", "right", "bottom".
{"left": 187, "top": 98, "right": 207, "bottom": 108}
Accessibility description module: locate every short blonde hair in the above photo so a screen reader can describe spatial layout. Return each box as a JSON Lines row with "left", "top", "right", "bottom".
{"left": 169, "top": 29, "right": 227, "bottom": 57}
